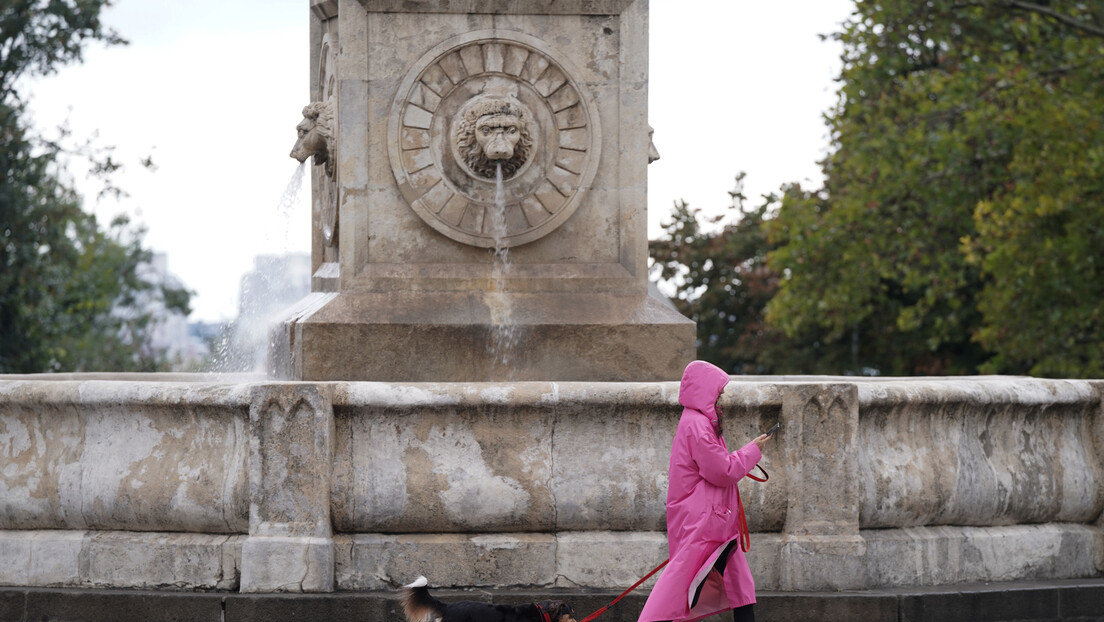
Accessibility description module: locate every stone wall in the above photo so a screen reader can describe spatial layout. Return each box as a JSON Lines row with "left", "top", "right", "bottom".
{"left": 0, "top": 375, "right": 1100, "bottom": 593}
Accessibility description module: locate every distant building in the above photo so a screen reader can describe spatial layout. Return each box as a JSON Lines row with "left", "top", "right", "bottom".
{"left": 184, "top": 320, "right": 228, "bottom": 370}
{"left": 131, "top": 252, "right": 206, "bottom": 369}
{"left": 219, "top": 253, "right": 312, "bottom": 372}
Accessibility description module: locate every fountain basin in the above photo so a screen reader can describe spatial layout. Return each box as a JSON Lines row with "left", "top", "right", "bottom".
{"left": 1, "top": 374, "right": 1101, "bottom": 593}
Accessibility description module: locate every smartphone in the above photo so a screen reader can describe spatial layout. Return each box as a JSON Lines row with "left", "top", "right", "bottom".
{"left": 764, "top": 422, "right": 781, "bottom": 437}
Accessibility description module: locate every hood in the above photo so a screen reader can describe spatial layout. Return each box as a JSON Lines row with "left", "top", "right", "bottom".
{"left": 678, "top": 360, "right": 730, "bottom": 419}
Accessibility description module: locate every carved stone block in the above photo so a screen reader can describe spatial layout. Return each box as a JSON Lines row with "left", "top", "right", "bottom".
{"left": 240, "top": 385, "right": 334, "bottom": 592}
{"left": 273, "top": 0, "right": 695, "bottom": 382}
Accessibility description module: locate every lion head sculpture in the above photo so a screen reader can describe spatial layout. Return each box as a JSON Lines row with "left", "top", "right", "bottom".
{"left": 290, "top": 100, "right": 339, "bottom": 248}
{"left": 454, "top": 96, "right": 534, "bottom": 179}
{"left": 290, "top": 101, "right": 336, "bottom": 179}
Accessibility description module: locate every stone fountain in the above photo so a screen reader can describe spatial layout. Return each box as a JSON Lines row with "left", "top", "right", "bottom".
{"left": 1, "top": 2, "right": 1102, "bottom": 619}
{"left": 277, "top": 0, "right": 694, "bottom": 382}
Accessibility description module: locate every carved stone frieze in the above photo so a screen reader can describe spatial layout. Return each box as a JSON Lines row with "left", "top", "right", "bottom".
{"left": 388, "top": 30, "right": 601, "bottom": 248}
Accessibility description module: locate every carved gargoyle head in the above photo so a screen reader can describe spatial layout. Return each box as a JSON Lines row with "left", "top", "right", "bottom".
{"left": 290, "top": 101, "right": 335, "bottom": 177}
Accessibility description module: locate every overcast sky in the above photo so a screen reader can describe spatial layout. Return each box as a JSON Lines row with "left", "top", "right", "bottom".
{"left": 25, "top": 0, "right": 853, "bottom": 323}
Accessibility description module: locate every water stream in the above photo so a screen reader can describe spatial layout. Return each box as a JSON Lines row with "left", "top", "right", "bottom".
{"left": 208, "top": 161, "right": 307, "bottom": 375}
{"left": 487, "top": 163, "right": 520, "bottom": 378}
{"left": 208, "top": 160, "right": 520, "bottom": 379}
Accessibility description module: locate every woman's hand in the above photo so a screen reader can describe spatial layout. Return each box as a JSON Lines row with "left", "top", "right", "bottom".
{"left": 752, "top": 433, "right": 772, "bottom": 448}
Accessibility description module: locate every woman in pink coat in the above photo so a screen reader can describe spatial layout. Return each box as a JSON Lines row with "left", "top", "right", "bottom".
{"left": 639, "top": 360, "right": 772, "bottom": 622}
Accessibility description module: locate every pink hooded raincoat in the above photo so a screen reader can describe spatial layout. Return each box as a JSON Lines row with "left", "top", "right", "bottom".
{"left": 638, "top": 360, "right": 763, "bottom": 622}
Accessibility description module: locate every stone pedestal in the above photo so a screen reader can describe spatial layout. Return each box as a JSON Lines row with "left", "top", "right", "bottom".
{"left": 273, "top": 0, "right": 694, "bottom": 382}
{"left": 273, "top": 290, "right": 692, "bottom": 381}
{"left": 240, "top": 385, "right": 334, "bottom": 593}
{"left": 778, "top": 383, "right": 866, "bottom": 591}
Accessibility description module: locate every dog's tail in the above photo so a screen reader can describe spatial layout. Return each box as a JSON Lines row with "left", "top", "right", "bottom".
{"left": 401, "top": 576, "right": 447, "bottom": 622}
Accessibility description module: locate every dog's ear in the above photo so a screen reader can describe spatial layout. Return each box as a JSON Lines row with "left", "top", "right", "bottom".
{"left": 536, "top": 600, "right": 576, "bottom": 622}
{"left": 556, "top": 603, "right": 578, "bottom": 622}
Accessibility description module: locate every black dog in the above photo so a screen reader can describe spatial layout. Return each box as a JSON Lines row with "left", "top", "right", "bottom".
{"left": 401, "top": 576, "right": 578, "bottom": 622}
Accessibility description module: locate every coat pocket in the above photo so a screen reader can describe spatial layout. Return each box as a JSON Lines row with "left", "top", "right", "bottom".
{"left": 701, "top": 505, "right": 737, "bottom": 542}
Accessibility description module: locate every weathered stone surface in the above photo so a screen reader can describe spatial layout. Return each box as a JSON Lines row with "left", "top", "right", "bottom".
{"left": 276, "top": 0, "right": 685, "bottom": 382}
{"left": 334, "top": 533, "right": 556, "bottom": 589}
{"left": 1, "top": 375, "right": 1101, "bottom": 593}
{"left": 334, "top": 401, "right": 556, "bottom": 533}
{"left": 240, "top": 536, "right": 333, "bottom": 593}
{"left": 781, "top": 383, "right": 860, "bottom": 537}
{"left": 0, "top": 380, "right": 249, "bottom": 533}
{"left": 0, "top": 530, "right": 241, "bottom": 590}
{"left": 858, "top": 378, "right": 1103, "bottom": 529}
{"left": 1093, "top": 380, "right": 1104, "bottom": 575}
{"left": 744, "top": 533, "right": 783, "bottom": 591}
{"left": 246, "top": 384, "right": 333, "bottom": 538}
{"left": 780, "top": 534, "right": 868, "bottom": 592}
{"left": 0, "top": 530, "right": 82, "bottom": 587}
{"left": 862, "top": 524, "right": 1098, "bottom": 588}
{"left": 555, "top": 531, "right": 667, "bottom": 589}
{"left": 85, "top": 531, "right": 241, "bottom": 590}
{"left": 330, "top": 381, "right": 703, "bottom": 533}
{"left": 241, "top": 384, "right": 335, "bottom": 593}
{"left": 551, "top": 405, "right": 671, "bottom": 532}
{"left": 276, "top": 291, "right": 695, "bottom": 382}
{"left": 775, "top": 383, "right": 865, "bottom": 591}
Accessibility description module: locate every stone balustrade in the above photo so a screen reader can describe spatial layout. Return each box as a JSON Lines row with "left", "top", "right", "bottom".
{"left": 0, "top": 375, "right": 1100, "bottom": 593}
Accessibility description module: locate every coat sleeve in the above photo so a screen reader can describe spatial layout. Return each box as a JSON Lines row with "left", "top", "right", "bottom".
{"left": 689, "top": 423, "right": 763, "bottom": 488}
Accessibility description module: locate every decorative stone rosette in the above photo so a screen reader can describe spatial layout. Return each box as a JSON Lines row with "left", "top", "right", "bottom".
{"left": 388, "top": 31, "right": 601, "bottom": 248}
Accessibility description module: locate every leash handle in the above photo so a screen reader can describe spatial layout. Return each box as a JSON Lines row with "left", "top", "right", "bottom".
{"left": 746, "top": 463, "right": 769, "bottom": 482}
{"left": 577, "top": 558, "right": 669, "bottom": 622}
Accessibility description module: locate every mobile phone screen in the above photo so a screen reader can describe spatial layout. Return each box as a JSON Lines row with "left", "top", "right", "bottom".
{"left": 765, "top": 422, "right": 781, "bottom": 436}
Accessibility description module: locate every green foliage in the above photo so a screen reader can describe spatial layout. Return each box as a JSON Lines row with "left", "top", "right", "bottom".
{"left": 649, "top": 176, "right": 776, "bottom": 374}
{"left": 650, "top": 1, "right": 1104, "bottom": 377}
{"left": 960, "top": 5, "right": 1104, "bottom": 376}
{"left": 650, "top": 176, "right": 825, "bottom": 374}
{"left": 0, "top": 0, "right": 126, "bottom": 105}
{"left": 764, "top": 0, "right": 1104, "bottom": 376}
{"left": 0, "top": 0, "right": 192, "bottom": 373}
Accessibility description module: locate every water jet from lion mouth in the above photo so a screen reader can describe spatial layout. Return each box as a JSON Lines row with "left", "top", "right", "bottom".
{"left": 487, "top": 162, "right": 520, "bottom": 377}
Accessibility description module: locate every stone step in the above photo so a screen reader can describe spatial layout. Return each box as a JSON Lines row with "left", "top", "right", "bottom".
{"left": 3, "top": 578, "right": 1103, "bottom": 622}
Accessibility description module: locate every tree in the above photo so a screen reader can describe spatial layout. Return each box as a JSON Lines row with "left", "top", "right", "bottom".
{"left": 1, "top": 1, "right": 192, "bottom": 373}
{"left": 765, "top": 0, "right": 1104, "bottom": 377}
{"left": 650, "top": 175, "right": 839, "bottom": 374}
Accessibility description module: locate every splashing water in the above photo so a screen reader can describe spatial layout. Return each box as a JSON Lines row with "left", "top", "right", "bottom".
{"left": 208, "top": 161, "right": 308, "bottom": 376}
{"left": 273, "top": 160, "right": 307, "bottom": 252}
{"left": 487, "top": 163, "right": 520, "bottom": 377}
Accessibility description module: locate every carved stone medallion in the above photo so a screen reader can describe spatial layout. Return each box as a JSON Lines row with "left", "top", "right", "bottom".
{"left": 388, "top": 31, "right": 601, "bottom": 248}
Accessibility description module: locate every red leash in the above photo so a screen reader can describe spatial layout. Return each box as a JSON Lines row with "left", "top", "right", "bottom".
{"left": 577, "top": 558, "right": 669, "bottom": 622}
{"left": 737, "top": 464, "right": 769, "bottom": 552}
